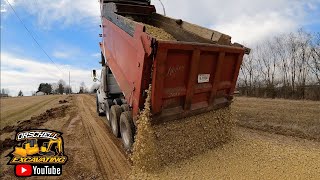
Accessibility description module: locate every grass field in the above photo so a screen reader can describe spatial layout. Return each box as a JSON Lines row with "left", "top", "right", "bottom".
{"left": 0, "top": 95, "right": 65, "bottom": 129}
{"left": 232, "top": 97, "right": 320, "bottom": 141}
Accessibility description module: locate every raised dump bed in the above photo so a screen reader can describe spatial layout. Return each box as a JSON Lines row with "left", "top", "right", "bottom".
{"left": 96, "top": 0, "right": 249, "bottom": 149}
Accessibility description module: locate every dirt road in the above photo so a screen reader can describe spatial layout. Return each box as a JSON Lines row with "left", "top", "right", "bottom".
{"left": 1, "top": 94, "right": 130, "bottom": 179}
{"left": 1, "top": 95, "right": 104, "bottom": 179}
{"left": 76, "top": 95, "right": 131, "bottom": 179}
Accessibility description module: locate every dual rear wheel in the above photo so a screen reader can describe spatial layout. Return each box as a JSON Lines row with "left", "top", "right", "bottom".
{"left": 119, "top": 111, "right": 134, "bottom": 150}
{"left": 109, "top": 103, "right": 134, "bottom": 150}
{"left": 105, "top": 99, "right": 113, "bottom": 126}
{"left": 96, "top": 95, "right": 106, "bottom": 116}
{"left": 110, "top": 105, "right": 122, "bottom": 137}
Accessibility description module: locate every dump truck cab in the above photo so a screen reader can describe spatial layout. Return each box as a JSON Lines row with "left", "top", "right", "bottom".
{"left": 96, "top": 63, "right": 122, "bottom": 116}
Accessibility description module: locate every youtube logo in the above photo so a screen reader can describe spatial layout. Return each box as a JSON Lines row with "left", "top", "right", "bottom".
{"left": 15, "top": 164, "right": 32, "bottom": 177}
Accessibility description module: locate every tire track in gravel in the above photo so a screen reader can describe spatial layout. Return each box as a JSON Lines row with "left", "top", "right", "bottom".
{"left": 76, "top": 95, "right": 131, "bottom": 180}
{"left": 83, "top": 95, "right": 128, "bottom": 156}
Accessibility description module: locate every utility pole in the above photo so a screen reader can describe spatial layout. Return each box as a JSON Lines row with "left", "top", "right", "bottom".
{"left": 69, "top": 71, "right": 71, "bottom": 95}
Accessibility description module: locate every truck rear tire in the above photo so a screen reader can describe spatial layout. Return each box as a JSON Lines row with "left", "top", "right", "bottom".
{"left": 96, "top": 95, "right": 105, "bottom": 116}
{"left": 120, "top": 111, "right": 134, "bottom": 150}
{"left": 110, "top": 105, "right": 122, "bottom": 137}
{"left": 105, "top": 99, "right": 113, "bottom": 127}
{"left": 121, "top": 104, "right": 130, "bottom": 112}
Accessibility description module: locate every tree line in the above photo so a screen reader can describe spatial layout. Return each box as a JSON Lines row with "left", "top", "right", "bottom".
{"left": 1, "top": 81, "right": 98, "bottom": 97}
{"left": 238, "top": 29, "right": 320, "bottom": 100}
{"left": 35, "top": 80, "right": 89, "bottom": 95}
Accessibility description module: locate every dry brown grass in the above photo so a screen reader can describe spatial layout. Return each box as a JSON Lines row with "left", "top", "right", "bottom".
{"left": 0, "top": 95, "right": 65, "bottom": 129}
{"left": 232, "top": 97, "right": 320, "bottom": 141}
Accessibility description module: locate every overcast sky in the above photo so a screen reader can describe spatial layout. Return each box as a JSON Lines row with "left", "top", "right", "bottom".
{"left": 1, "top": 0, "right": 320, "bottom": 96}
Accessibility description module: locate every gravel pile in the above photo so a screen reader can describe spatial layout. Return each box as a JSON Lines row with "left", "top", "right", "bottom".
{"left": 131, "top": 85, "right": 235, "bottom": 177}
{"left": 144, "top": 24, "right": 176, "bottom": 41}
{"left": 131, "top": 129, "right": 320, "bottom": 179}
{"left": 153, "top": 108, "right": 234, "bottom": 166}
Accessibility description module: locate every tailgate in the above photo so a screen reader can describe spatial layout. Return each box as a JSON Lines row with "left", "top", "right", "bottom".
{"left": 151, "top": 41, "right": 245, "bottom": 121}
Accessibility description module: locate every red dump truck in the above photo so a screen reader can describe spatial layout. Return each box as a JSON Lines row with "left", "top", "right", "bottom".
{"left": 94, "top": 0, "right": 249, "bottom": 149}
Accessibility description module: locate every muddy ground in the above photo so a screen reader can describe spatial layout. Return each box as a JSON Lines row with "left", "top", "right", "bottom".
{"left": 1, "top": 95, "right": 320, "bottom": 179}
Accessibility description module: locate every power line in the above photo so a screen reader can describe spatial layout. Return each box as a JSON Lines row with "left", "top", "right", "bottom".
{"left": 5, "top": 0, "right": 64, "bottom": 74}
{"left": 157, "top": 0, "right": 166, "bottom": 16}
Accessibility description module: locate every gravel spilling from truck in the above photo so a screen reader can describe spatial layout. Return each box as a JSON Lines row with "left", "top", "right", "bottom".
{"left": 152, "top": 108, "right": 234, "bottom": 165}
{"left": 130, "top": 85, "right": 160, "bottom": 172}
{"left": 131, "top": 86, "right": 235, "bottom": 176}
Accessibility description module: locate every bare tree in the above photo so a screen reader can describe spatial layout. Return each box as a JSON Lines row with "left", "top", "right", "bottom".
{"left": 1, "top": 88, "right": 9, "bottom": 95}
{"left": 240, "top": 50, "right": 257, "bottom": 96}
{"left": 64, "top": 86, "right": 72, "bottom": 94}
{"left": 255, "top": 41, "right": 278, "bottom": 98}
{"left": 287, "top": 33, "right": 299, "bottom": 97}
{"left": 295, "top": 29, "right": 312, "bottom": 98}
{"left": 79, "top": 82, "right": 88, "bottom": 94}
{"left": 309, "top": 32, "right": 320, "bottom": 85}
{"left": 237, "top": 29, "right": 319, "bottom": 100}
{"left": 274, "top": 35, "right": 290, "bottom": 98}
{"left": 51, "top": 83, "right": 58, "bottom": 94}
